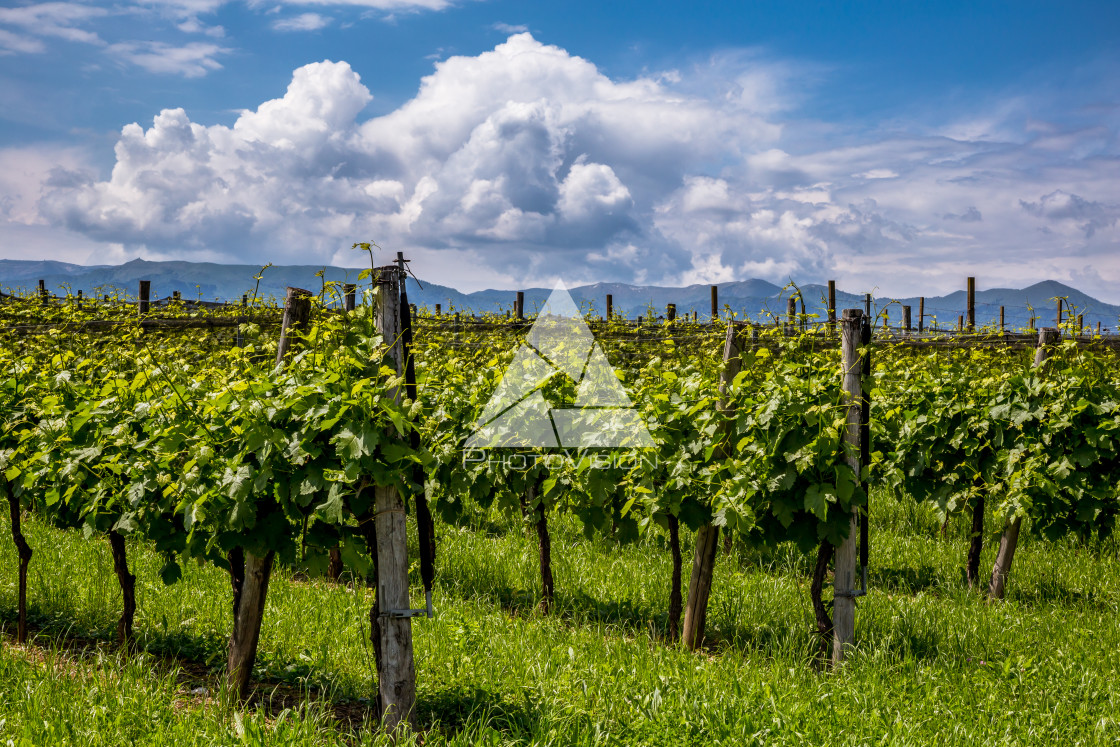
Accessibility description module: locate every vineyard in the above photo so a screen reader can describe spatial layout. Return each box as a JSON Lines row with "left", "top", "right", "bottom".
{"left": 2, "top": 261, "right": 1120, "bottom": 745}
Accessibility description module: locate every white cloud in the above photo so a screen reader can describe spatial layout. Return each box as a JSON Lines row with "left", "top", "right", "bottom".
{"left": 0, "top": 1, "right": 105, "bottom": 48}
{"left": 493, "top": 22, "right": 528, "bottom": 34}
{"left": 107, "top": 40, "right": 229, "bottom": 77}
{"left": 177, "top": 17, "right": 226, "bottom": 36}
{"left": 271, "top": 13, "right": 331, "bottom": 31}
{"left": 16, "top": 33, "right": 1120, "bottom": 300}
{"left": 0, "top": 28, "right": 46, "bottom": 54}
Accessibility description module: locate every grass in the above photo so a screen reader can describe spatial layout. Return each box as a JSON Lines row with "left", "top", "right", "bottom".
{"left": 2, "top": 490, "right": 1119, "bottom": 745}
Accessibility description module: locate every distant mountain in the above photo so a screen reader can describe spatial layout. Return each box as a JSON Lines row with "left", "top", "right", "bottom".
{"left": 2, "top": 258, "right": 1117, "bottom": 331}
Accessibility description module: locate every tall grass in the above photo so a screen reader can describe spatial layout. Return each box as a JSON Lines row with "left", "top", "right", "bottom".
{"left": 2, "top": 489, "right": 1119, "bottom": 745}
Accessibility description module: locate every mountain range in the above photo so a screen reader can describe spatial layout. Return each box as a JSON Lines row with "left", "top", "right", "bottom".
{"left": 2, "top": 258, "right": 1117, "bottom": 331}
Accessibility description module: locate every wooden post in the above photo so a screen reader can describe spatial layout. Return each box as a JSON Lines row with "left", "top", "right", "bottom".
{"left": 172, "top": 290, "right": 181, "bottom": 302}
{"left": 241, "top": 294, "right": 248, "bottom": 307}
{"left": 902, "top": 305, "right": 911, "bottom": 333}
{"left": 786, "top": 297, "right": 796, "bottom": 335}
{"left": 370, "top": 267, "right": 417, "bottom": 730}
{"left": 1077, "top": 313, "right": 1084, "bottom": 336}
{"left": 606, "top": 294, "right": 613, "bottom": 320}
{"left": 667, "top": 303, "right": 676, "bottom": 322}
{"left": 988, "top": 327, "right": 1060, "bottom": 600}
{"left": 1056, "top": 299, "right": 1063, "bottom": 329}
{"left": 863, "top": 293, "right": 871, "bottom": 318}
{"left": 1030, "top": 315, "right": 1036, "bottom": 330}
{"left": 435, "top": 303, "right": 441, "bottom": 317}
{"left": 710, "top": 285, "right": 718, "bottom": 321}
{"left": 828, "top": 280, "right": 837, "bottom": 333}
{"left": 344, "top": 284, "right": 357, "bottom": 312}
{"left": 967, "top": 276, "right": 975, "bottom": 332}
{"left": 834, "top": 309, "right": 864, "bottom": 664}
{"left": 516, "top": 291, "right": 525, "bottom": 321}
{"left": 918, "top": 297, "right": 925, "bottom": 333}
{"left": 682, "top": 321, "right": 741, "bottom": 651}
{"left": 138, "top": 280, "right": 150, "bottom": 317}
{"left": 275, "top": 287, "right": 312, "bottom": 366}
{"left": 38, "top": 279, "right": 47, "bottom": 305}
{"left": 692, "top": 310, "right": 697, "bottom": 322}
{"left": 1097, "top": 321, "right": 1102, "bottom": 337}
{"left": 882, "top": 310, "right": 888, "bottom": 332}
{"left": 957, "top": 315, "right": 963, "bottom": 332}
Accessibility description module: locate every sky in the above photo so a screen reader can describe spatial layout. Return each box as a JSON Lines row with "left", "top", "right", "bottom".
{"left": 0, "top": 1, "right": 1118, "bottom": 300}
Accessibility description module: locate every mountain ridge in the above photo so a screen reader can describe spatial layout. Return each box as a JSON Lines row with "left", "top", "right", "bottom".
{"left": 1, "top": 258, "right": 1116, "bottom": 330}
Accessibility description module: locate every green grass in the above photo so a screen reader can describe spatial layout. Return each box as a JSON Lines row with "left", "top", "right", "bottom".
{"left": 2, "top": 491, "right": 1119, "bottom": 745}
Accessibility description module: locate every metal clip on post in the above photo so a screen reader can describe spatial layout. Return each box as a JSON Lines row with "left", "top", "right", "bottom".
{"left": 384, "top": 593, "right": 435, "bottom": 619}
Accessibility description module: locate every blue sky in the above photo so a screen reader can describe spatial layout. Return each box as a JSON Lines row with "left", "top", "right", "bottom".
{"left": 1, "top": 0, "right": 1118, "bottom": 299}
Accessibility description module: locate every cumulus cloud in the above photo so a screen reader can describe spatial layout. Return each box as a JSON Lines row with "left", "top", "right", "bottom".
{"left": 39, "top": 35, "right": 774, "bottom": 284}
{"left": 21, "top": 32, "right": 1120, "bottom": 298}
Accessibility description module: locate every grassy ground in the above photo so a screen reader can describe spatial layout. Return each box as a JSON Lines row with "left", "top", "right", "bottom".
{"left": 1, "top": 491, "right": 1119, "bottom": 746}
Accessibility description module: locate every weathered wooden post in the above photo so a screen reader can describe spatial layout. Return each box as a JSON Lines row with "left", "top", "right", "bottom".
{"left": 918, "top": 297, "right": 925, "bottom": 333}
{"left": 1056, "top": 299, "right": 1063, "bottom": 329}
{"left": 682, "top": 321, "right": 741, "bottom": 650}
{"left": 38, "top": 279, "right": 47, "bottom": 306}
{"left": 967, "top": 276, "right": 975, "bottom": 332}
{"left": 834, "top": 308, "right": 864, "bottom": 664}
{"left": 863, "top": 293, "right": 871, "bottom": 318}
{"left": 369, "top": 266, "right": 417, "bottom": 730}
{"left": 606, "top": 294, "right": 613, "bottom": 320}
{"left": 516, "top": 291, "right": 525, "bottom": 321}
{"left": 786, "top": 297, "right": 796, "bottom": 335}
{"left": 138, "top": 280, "right": 150, "bottom": 317}
{"left": 710, "top": 285, "right": 719, "bottom": 321}
{"left": 828, "top": 280, "right": 837, "bottom": 333}
{"left": 1077, "top": 313, "right": 1084, "bottom": 336}
{"left": 902, "top": 305, "right": 912, "bottom": 334}
{"left": 434, "top": 303, "right": 441, "bottom": 317}
{"left": 999, "top": 306, "right": 1005, "bottom": 332}
{"left": 667, "top": 303, "right": 676, "bottom": 322}
{"left": 344, "top": 283, "right": 357, "bottom": 312}
{"left": 988, "top": 327, "right": 1061, "bottom": 600}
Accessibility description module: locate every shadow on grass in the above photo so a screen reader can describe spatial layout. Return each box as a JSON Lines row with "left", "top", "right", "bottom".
{"left": 870, "top": 564, "right": 946, "bottom": 595}
{"left": 417, "top": 684, "right": 539, "bottom": 743}
{"left": 0, "top": 603, "right": 545, "bottom": 742}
